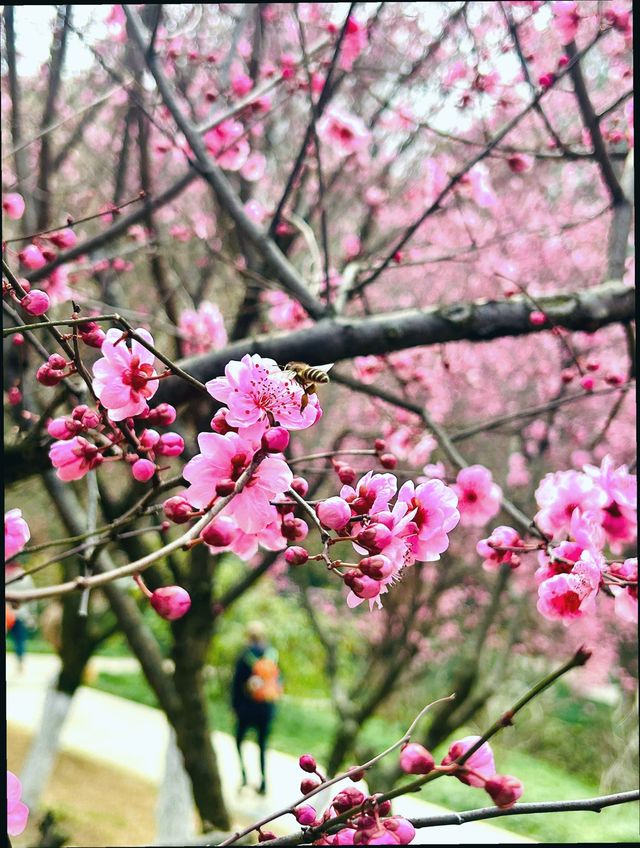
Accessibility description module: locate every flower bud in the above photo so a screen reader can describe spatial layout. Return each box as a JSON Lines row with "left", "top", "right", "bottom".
{"left": 529, "top": 310, "right": 546, "bottom": 326}
{"left": 150, "top": 585, "right": 191, "bottom": 620}
{"left": 262, "top": 426, "right": 290, "bottom": 453}
{"left": 605, "top": 372, "right": 624, "bottom": 386}
{"left": 374, "top": 438, "right": 386, "bottom": 452}
{"left": 216, "top": 478, "right": 236, "bottom": 496}
{"left": 139, "top": 428, "right": 161, "bottom": 450}
{"left": 7, "top": 387, "right": 22, "bottom": 405}
{"left": 201, "top": 517, "right": 235, "bottom": 548}
{"left": 258, "top": 832, "right": 277, "bottom": 843}
{"left": 78, "top": 322, "right": 106, "bottom": 348}
{"left": 48, "top": 417, "right": 75, "bottom": 439}
{"left": 580, "top": 375, "right": 595, "bottom": 392}
{"left": 281, "top": 516, "right": 308, "bottom": 542}
{"left": 48, "top": 354, "right": 67, "bottom": 370}
{"left": 163, "top": 495, "right": 193, "bottom": 524}
{"left": 285, "top": 546, "right": 309, "bottom": 565}
{"left": 20, "top": 289, "right": 50, "bottom": 315}
{"left": 316, "top": 497, "right": 351, "bottom": 530}
{"left": 539, "top": 72, "right": 555, "bottom": 89}
{"left": 358, "top": 555, "right": 395, "bottom": 580}
{"left": 300, "top": 776, "right": 321, "bottom": 795}
{"left": 156, "top": 432, "right": 185, "bottom": 456}
{"left": 399, "top": 742, "right": 435, "bottom": 775}
{"left": 355, "top": 525, "right": 393, "bottom": 554}
{"left": 147, "top": 402, "right": 177, "bottom": 426}
{"left": 12, "top": 333, "right": 24, "bottom": 346}
{"left": 294, "top": 805, "right": 317, "bottom": 825}
{"left": 18, "top": 244, "right": 46, "bottom": 270}
{"left": 484, "top": 774, "right": 524, "bottom": 809}
{"left": 334, "top": 829, "right": 357, "bottom": 845}
{"left": 36, "top": 364, "right": 65, "bottom": 386}
{"left": 586, "top": 359, "right": 600, "bottom": 372}
{"left": 299, "top": 754, "right": 317, "bottom": 773}
{"left": 343, "top": 570, "right": 382, "bottom": 599}
{"left": 211, "top": 408, "right": 234, "bottom": 434}
{"left": 132, "top": 458, "right": 156, "bottom": 482}
{"left": 48, "top": 228, "right": 77, "bottom": 248}
{"left": 382, "top": 816, "right": 416, "bottom": 844}
{"left": 332, "top": 787, "right": 365, "bottom": 814}
{"left": 347, "top": 765, "right": 366, "bottom": 782}
{"left": 335, "top": 462, "right": 357, "bottom": 485}
{"left": 291, "top": 476, "right": 309, "bottom": 497}
{"left": 560, "top": 368, "right": 575, "bottom": 384}
{"left": 379, "top": 453, "right": 397, "bottom": 469}
{"left": 2, "top": 192, "right": 25, "bottom": 220}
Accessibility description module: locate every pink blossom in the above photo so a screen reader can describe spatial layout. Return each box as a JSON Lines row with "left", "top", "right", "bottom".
{"left": 442, "top": 736, "right": 496, "bottom": 787}
{"left": 92, "top": 328, "right": 159, "bottom": 421}
{"left": 584, "top": 456, "right": 637, "bottom": 547}
{"left": 19, "top": 244, "right": 47, "bottom": 270}
{"left": 231, "top": 72, "right": 253, "bottom": 97}
{"left": 206, "top": 354, "right": 320, "bottom": 431}
{"left": 49, "top": 436, "right": 104, "bottom": 481}
{"left": 7, "top": 771, "right": 29, "bottom": 837}
{"left": 317, "top": 497, "right": 352, "bottom": 530}
{"left": 396, "top": 479, "right": 460, "bottom": 561}
{"left": 552, "top": 1, "right": 580, "bottom": 45}
{"left": 339, "top": 17, "right": 368, "bottom": 71}
{"left": 353, "top": 355, "right": 386, "bottom": 384}
{"left": 537, "top": 550, "right": 603, "bottom": 622}
{"left": 5, "top": 509, "right": 30, "bottom": 561}
{"left": 341, "top": 471, "right": 398, "bottom": 515}
{"left": 485, "top": 775, "right": 524, "bottom": 809}
{"left": 182, "top": 431, "right": 293, "bottom": 534}
{"left": 534, "top": 469, "right": 608, "bottom": 540}
{"left": 2, "top": 193, "right": 25, "bottom": 220}
{"left": 399, "top": 743, "right": 435, "bottom": 775}
{"left": 453, "top": 465, "right": 502, "bottom": 527}
{"left": 476, "top": 526, "right": 523, "bottom": 571}
{"left": 240, "top": 151, "right": 267, "bottom": 182}
{"left": 178, "top": 301, "right": 228, "bottom": 356}
{"left": 507, "top": 153, "right": 534, "bottom": 174}
{"left": 609, "top": 558, "right": 637, "bottom": 623}
{"left": 507, "top": 452, "right": 530, "bottom": 488}
{"left": 467, "top": 164, "right": 497, "bottom": 208}
{"left": 317, "top": 108, "right": 371, "bottom": 157}
{"left": 204, "top": 119, "right": 250, "bottom": 171}
{"left": 263, "top": 290, "right": 311, "bottom": 330}
{"left": 150, "top": 585, "right": 191, "bottom": 620}
{"left": 20, "top": 289, "right": 50, "bottom": 316}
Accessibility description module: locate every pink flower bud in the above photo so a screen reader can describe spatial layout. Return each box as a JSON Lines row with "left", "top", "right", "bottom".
{"left": 332, "top": 787, "right": 365, "bottom": 814}
{"left": 358, "top": 555, "right": 395, "bottom": 580}
{"left": 605, "top": 372, "right": 624, "bottom": 386}
{"left": 484, "top": 774, "right": 524, "bottom": 809}
{"left": 36, "top": 364, "right": 64, "bottom": 386}
{"left": 78, "top": 322, "right": 106, "bottom": 348}
{"left": 156, "top": 432, "right": 185, "bottom": 456}
{"left": 316, "top": 497, "right": 351, "bottom": 530}
{"left": 7, "top": 387, "right": 22, "bottom": 405}
{"left": 258, "top": 832, "right": 277, "bottom": 843}
{"left": 507, "top": 154, "right": 533, "bottom": 173}
{"left": 147, "top": 403, "right": 177, "bottom": 426}
{"left": 18, "top": 244, "right": 47, "bottom": 270}
{"left": 163, "top": 495, "right": 193, "bottom": 524}
{"left": 379, "top": 453, "right": 397, "bottom": 469}
{"left": 382, "top": 817, "right": 416, "bottom": 844}
{"left": 150, "top": 585, "right": 191, "bottom": 620}
{"left": 300, "top": 776, "right": 321, "bottom": 795}
{"left": 281, "top": 516, "right": 308, "bottom": 542}
{"left": 262, "top": 426, "right": 290, "bottom": 453}
{"left": 580, "top": 375, "right": 594, "bottom": 392}
{"left": 48, "top": 228, "right": 77, "bottom": 248}
{"left": 12, "top": 333, "right": 25, "bottom": 346}
{"left": 294, "top": 805, "right": 317, "bottom": 825}
{"left": 586, "top": 359, "right": 600, "bottom": 372}
{"left": 561, "top": 368, "right": 575, "bottom": 384}
{"left": 216, "top": 478, "right": 237, "bottom": 496}
{"left": 337, "top": 464, "right": 357, "bottom": 485}
{"left": 356, "top": 525, "right": 393, "bottom": 554}
{"left": 47, "top": 417, "right": 76, "bottom": 439}
{"left": 20, "top": 289, "right": 50, "bottom": 315}
{"left": 291, "top": 476, "right": 309, "bottom": 497}
{"left": 539, "top": 72, "right": 555, "bottom": 89}
{"left": 529, "top": 310, "right": 546, "bottom": 326}
{"left": 2, "top": 192, "right": 25, "bottom": 220}
{"left": 132, "top": 458, "right": 156, "bottom": 482}
{"left": 299, "top": 754, "right": 317, "bottom": 773}
{"left": 399, "top": 742, "right": 435, "bottom": 775}
{"left": 374, "top": 438, "right": 386, "bottom": 451}
{"left": 373, "top": 796, "right": 391, "bottom": 816}
{"left": 285, "top": 546, "right": 309, "bottom": 565}
{"left": 343, "top": 570, "right": 382, "bottom": 599}
{"left": 201, "top": 517, "right": 235, "bottom": 547}
{"left": 211, "top": 408, "right": 234, "bottom": 434}
{"left": 347, "top": 765, "right": 366, "bottom": 782}
{"left": 48, "top": 354, "right": 67, "bottom": 370}
{"left": 334, "top": 829, "right": 357, "bottom": 845}
{"left": 139, "top": 428, "right": 160, "bottom": 450}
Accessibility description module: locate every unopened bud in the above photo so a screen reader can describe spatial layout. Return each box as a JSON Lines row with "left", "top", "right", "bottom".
{"left": 150, "top": 585, "right": 191, "bottom": 620}
{"left": 262, "top": 426, "right": 290, "bottom": 453}
{"left": 379, "top": 453, "right": 397, "bottom": 469}
{"left": 285, "top": 546, "right": 309, "bottom": 565}
{"left": 399, "top": 742, "right": 435, "bottom": 775}
{"left": 132, "top": 458, "right": 156, "bottom": 482}
{"left": 163, "top": 495, "right": 193, "bottom": 524}
{"left": 216, "top": 478, "right": 236, "bottom": 497}
{"left": 201, "top": 517, "right": 235, "bottom": 548}
{"left": 299, "top": 754, "right": 317, "bottom": 773}
{"left": 20, "top": 289, "right": 50, "bottom": 315}
{"left": 300, "top": 776, "right": 321, "bottom": 795}
{"left": 294, "top": 805, "right": 317, "bottom": 825}
{"left": 484, "top": 774, "right": 524, "bottom": 809}
{"left": 332, "top": 787, "right": 365, "bottom": 813}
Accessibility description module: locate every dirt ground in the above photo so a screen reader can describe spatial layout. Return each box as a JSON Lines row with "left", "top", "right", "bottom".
{"left": 8, "top": 723, "right": 157, "bottom": 847}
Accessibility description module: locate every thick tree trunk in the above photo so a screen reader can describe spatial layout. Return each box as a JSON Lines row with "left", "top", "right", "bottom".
{"left": 155, "top": 727, "right": 197, "bottom": 843}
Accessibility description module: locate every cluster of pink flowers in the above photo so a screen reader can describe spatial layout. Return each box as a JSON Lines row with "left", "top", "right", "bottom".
{"left": 317, "top": 108, "right": 371, "bottom": 158}
{"left": 301, "top": 467, "right": 460, "bottom": 610}
{"left": 162, "top": 354, "right": 323, "bottom": 559}
{"left": 178, "top": 301, "right": 228, "bottom": 356}
{"left": 7, "top": 771, "right": 29, "bottom": 837}
{"left": 203, "top": 118, "right": 250, "bottom": 171}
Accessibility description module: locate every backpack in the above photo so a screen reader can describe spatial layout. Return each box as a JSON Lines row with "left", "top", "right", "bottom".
{"left": 245, "top": 648, "right": 282, "bottom": 703}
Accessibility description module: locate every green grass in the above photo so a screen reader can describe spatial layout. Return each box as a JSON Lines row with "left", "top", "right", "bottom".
{"left": 91, "top": 669, "right": 640, "bottom": 843}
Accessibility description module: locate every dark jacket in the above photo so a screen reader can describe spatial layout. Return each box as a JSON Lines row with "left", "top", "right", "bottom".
{"left": 231, "top": 643, "right": 279, "bottom": 721}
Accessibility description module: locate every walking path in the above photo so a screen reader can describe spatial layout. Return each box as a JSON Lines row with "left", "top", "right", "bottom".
{"left": 6, "top": 653, "right": 533, "bottom": 844}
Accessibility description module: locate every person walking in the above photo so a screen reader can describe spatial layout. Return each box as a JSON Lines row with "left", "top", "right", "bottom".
{"left": 231, "top": 621, "right": 282, "bottom": 795}
{"left": 5, "top": 563, "right": 36, "bottom": 672}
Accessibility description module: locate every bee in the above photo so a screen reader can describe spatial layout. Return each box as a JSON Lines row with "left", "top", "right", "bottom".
{"left": 282, "top": 361, "right": 333, "bottom": 410}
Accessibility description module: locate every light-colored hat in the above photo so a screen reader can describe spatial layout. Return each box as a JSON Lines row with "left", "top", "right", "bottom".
{"left": 246, "top": 621, "right": 266, "bottom": 642}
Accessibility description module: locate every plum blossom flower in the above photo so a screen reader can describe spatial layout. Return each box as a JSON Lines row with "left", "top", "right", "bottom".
{"left": 534, "top": 469, "right": 608, "bottom": 540}
{"left": 206, "top": 354, "right": 320, "bottom": 431}
{"left": 182, "top": 431, "right": 293, "bottom": 534}
{"left": 476, "top": 525, "right": 523, "bottom": 571}
{"left": 339, "top": 16, "right": 368, "bottom": 71}
{"left": 178, "top": 301, "right": 228, "bottom": 356}
{"left": 92, "top": 328, "right": 159, "bottom": 421}
{"left": 341, "top": 471, "right": 398, "bottom": 515}
{"left": 396, "top": 479, "right": 460, "bottom": 562}
{"left": 5, "top": 509, "right": 30, "bottom": 561}
{"left": 49, "top": 436, "right": 104, "bottom": 481}
{"left": 7, "top": 771, "right": 29, "bottom": 837}
{"left": 263, "top": 290, "right": 311, "bottom": 331}
{"left": 551, "top": 1, "right": 580, "bottom": 44}
{"left": 584, "top": 456, "right": 637, "bottom": 548}
{"left": 317, "top": 108, "right": 371, "bottom": 157}
{"left": 441, "top": 736, "right": 496, "bottom": 787}
{"left": 537, "top": 550, "right": 603, "bottom": 622}
{"left": 2, "top": 193, "right": 25, "bottom": 220}
{"left": 203, "top": 119, "right": 250, "bottom": 170}
{"left": 453, "top": 465, "right": 502, "bottom": 527}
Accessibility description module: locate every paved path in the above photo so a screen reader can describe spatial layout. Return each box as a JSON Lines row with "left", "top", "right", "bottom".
{"left": 6, "top": 653, "right": 533, "bottom": 844}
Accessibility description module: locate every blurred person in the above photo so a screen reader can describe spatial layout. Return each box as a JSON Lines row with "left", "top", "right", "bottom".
{"left": 5, "top": 563, "right": 36, "bottom": 671}
{"left": 231, "top": 621, "right": 282, "bottom": 795}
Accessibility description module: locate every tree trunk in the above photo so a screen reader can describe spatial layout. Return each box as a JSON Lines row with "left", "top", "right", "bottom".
{"left": 155, "top": 727, "right": 197, "bottom": 843}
